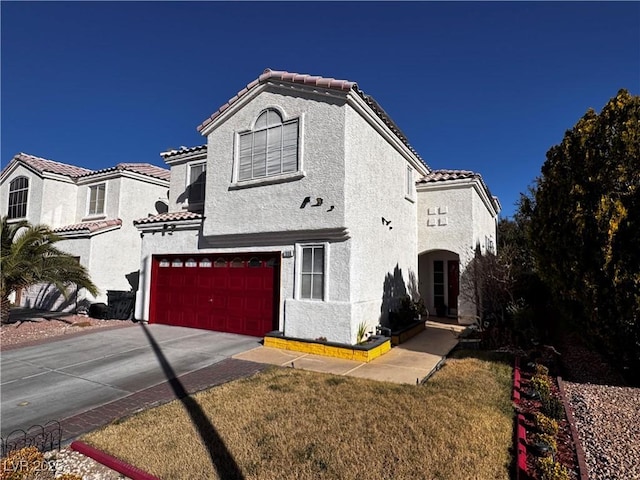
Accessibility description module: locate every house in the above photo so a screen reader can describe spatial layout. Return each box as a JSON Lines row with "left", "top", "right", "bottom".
{"left": 0, "top": 153, "right": 170, "bottom": 310}
{"left": 133, "top": 69, "right": 500, "bottom": 344}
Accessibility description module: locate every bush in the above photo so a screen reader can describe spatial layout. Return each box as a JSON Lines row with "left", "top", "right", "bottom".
{"left": 531, "top": 374, "right": 551, "bottom": 400}
{"left": 390, "top": 296, "right": 426, "bottom": 330}
{"left": 535, "top": 364, "right": 550, "bottom": 376}
{"left": 542, "top": 395, "right": 565, "bottom": 420}
{"left": 0, "top": 446, "right": 54, "bottom": 479}
{"left": 537, "top": 456, "right": 570, "bottom": 480}
{"left": 533, "top": 412, "right": 559, "bottom": 436}
{"left": 532, "top": 433, "right": 557, "bottom": 454}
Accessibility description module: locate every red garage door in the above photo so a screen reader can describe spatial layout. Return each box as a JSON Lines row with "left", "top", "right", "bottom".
{"left": 149, "top": 253, "right": 280, "bottom": 337}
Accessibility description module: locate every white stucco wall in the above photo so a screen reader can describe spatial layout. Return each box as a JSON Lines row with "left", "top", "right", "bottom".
{"left": 417, "top": 184, "right": 474, "bottom": 262}
{"left": 41, "top": 179, "right": 78, "bottom": 228}
{"left": 416, "top": 180, "right": 499, "bottom": 323}
{"left": 201, "top": 87, "right": 348, "bottom": 238}
{"left": 472, "top": 188, "right": 498, "bottom": 254}
{"left": 343, "top": 104, "right": 420, "bottom": 343}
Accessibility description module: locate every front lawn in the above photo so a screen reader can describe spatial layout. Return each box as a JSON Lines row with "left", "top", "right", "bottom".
{"left": 82, "top": 351, "right": 513, "bottom": 479}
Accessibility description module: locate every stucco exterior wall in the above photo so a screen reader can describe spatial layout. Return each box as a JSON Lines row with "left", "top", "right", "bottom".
{"left": 283, "top": 239, "right": 351, "bottom": 342}
{"left": 416, "top": 180, "right": 499, "bottom": 324}
{"left": 201, "top": 87, "right": 348, "bottom": 237}
{"left": 472, "top": 189, "right": 498, "bottom": 254}
{"left": 343, "top": 105, "right": 420, "bottom": 343}
{"left": 41, "top": 179, "right": 78, "bottom": 228}
{"left": 417, "top": 184, "right": 474, "bottom": 263}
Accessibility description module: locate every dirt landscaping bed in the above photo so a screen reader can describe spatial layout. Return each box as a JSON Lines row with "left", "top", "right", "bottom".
{"left": 0, "top": 313, "right": 133, "bottom": 350}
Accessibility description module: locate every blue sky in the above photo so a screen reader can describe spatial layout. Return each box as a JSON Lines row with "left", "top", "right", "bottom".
{"left": 2, "top": 2, "right": 638, "bottom": 218}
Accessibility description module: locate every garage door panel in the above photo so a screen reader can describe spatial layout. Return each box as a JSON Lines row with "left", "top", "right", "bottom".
{"left": 150, "top": 253, "right": 279, "bottom": 336}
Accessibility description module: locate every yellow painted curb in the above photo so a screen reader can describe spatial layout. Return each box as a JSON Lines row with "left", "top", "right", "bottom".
{"left": 264, "top": 336, "right": 391, "bottom": 363}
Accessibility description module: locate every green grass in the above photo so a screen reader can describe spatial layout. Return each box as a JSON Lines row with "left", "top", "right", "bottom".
{"left": 82, "top": 351, "right": 513, "bottom": 480}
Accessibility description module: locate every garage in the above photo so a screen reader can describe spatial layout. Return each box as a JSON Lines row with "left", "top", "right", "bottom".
{"left": 149, "top": 253, "right": 280, "bottom": 337}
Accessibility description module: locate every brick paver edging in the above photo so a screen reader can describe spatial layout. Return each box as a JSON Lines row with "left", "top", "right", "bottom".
{"left": 71, "top": 441, "right": 161, "bottom": 480}
{"left": 59, "top": 358, "right": 268, "bottom": 444}
{"left": 556, "top": 376, "right": 589, "bottom": 480}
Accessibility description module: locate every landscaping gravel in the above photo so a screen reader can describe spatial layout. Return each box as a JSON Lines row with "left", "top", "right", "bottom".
{"left": 563, "top": 381, "right": 640, "bottom": 480}
{"left": 0, "top": 315, "right": 132, "bottom": 349}
{"left": 44, "top": 447, "right": 130, "bottom": 480}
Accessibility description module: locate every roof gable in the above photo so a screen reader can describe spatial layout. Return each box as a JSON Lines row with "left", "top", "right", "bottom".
{"left": 418, "top": 169, "right": 501, "bottom": 214}
{"left": 79, "top": 163, "right": 171, "bottom": 182}
{"left": 197, "top": 68, "right": 427, "bottom": 168}
{"left": 2, "top": 154, "right": 170, "bottom": 185}
{"left": 2, "top": 153, "right": 94, "bottom": 180}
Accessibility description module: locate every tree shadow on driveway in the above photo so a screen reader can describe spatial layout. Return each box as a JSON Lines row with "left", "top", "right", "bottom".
{"left": 140, "top": 322, "right": 245, "bottom": 479}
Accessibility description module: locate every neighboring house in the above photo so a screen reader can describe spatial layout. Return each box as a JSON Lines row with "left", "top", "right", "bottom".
{"left": 133, "top": 68, "right": 500, "bottom": 344}
{"left": 0, "top": 153, "right": 170, "bottom": 310}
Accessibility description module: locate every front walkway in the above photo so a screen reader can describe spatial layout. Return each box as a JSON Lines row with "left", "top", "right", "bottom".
{"left": 233, "top": 320, "right": 467, "bottom": 385}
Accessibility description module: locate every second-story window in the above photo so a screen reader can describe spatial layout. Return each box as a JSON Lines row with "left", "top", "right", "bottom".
{"left": 406, "top": 165, "right": 414, "bottom": 197}
{"left": 237, "top": 108, "right": 299, "bottom": 181}
{"left": 88, "top": 183, "right": 106, "bottom": 216}
{"left": 188, "top": 162, "right": 206, "bottom": 210}
{"left": 8, "top": 176, "right": 29, "bottom": 219}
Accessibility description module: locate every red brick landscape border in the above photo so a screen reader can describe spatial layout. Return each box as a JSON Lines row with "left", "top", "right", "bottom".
{"left": 71, "top": 441, "right": 160, "bottom": 480}
{"left": 513, "top": 357, "right": 529, "bottom": 480}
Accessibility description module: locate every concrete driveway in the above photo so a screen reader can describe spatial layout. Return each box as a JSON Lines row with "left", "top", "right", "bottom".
{"left": 0, "top": 324, "right": 261, "bottom": 437}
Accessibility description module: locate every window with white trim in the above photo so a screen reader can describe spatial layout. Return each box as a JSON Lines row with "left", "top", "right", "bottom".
{"left": 187, "top": 162, "right": 206, "bottom": 210}
{"left": 237, "top": 109, "right": 299, "bottom": 181}
{"left": 8, "top": 176, "right": 29, "bottom": 219}
{"left": 88, "top": 183, "right": 106, "bottom": 216}
{"left": 301, "top": 245, "right": 324, "bottom": 300}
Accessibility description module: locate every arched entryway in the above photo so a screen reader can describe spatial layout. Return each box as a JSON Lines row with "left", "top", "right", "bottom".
{"left": 418, "top": 249, "right": 460, "bottom": 319}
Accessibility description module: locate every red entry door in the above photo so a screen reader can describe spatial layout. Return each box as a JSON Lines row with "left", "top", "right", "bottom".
{"left": 149, "top": 254, "right": 279, "bottom": 337}
{"left": 447, "top": 260, "right": 459, "bottom": 315}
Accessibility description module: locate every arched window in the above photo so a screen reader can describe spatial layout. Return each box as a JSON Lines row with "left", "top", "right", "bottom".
{"left": 8, "top": 176, "right": 29, "bottom": 219}
{"left": 237, "top": 109, "right": 299, "bottom": 181}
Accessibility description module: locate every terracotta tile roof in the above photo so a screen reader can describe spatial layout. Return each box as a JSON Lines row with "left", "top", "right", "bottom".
{"left": 418, "top": 169, "right": 478, "bottom": 183}
{"left": 418, "top": 169, "right": 501, "bottom": 213}
{"left": 6, "top": 153, "right": 94, "bottom": 178}
{"left": 79, "top": 163, "right": 170, "bottom": 182}
{"left": 133, "top": 211, "right": 203, "bottom": 225}
{"left": 160, "top": 145, "right": 208, "bottom": 159}
{"left": 197, "top": 68, "right": 426, "bottom": 166}
{"left": 54, "top": 218, "right": 122, "bottom": 234}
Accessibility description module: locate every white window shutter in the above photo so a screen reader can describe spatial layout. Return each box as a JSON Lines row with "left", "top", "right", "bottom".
{"left": 238, "top": 133, "right": 253, "bottom": 181}
{"left": 253, "top": 130, "right": 267, "bottom": 177}
{"left": 282, "top": 121, "right": 298, "bottom": 173}
{"left": 266, "top": 126, "right": 282, "bottom": 176}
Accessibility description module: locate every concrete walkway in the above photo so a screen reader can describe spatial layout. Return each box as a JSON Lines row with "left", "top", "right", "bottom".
{"left": 234, "top": 320, "right": 467, "bottom": 385}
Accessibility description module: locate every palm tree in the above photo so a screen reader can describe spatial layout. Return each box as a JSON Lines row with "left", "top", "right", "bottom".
{"left": 1, "top": 216, "right": 99, "bottom": 322}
